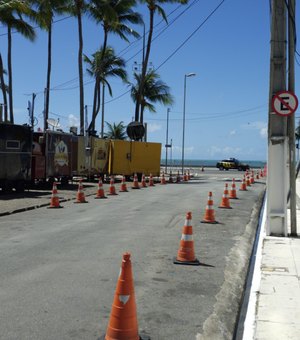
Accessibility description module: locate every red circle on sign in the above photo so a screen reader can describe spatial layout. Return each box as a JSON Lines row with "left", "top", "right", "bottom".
{"left": 271, "top": 90, "right": 298, "bottom": 116}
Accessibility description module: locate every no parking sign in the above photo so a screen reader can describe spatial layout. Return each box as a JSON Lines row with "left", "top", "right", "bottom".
{"left": 271, "top": 91, "right": 298, "bottom": 116}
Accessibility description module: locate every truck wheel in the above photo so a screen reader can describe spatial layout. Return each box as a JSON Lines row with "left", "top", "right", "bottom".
{"left": 219, "top": 166, "right": 224, "bottom": 171}
{"left": 15, "top": 181, "right": 25, "bottom": 193}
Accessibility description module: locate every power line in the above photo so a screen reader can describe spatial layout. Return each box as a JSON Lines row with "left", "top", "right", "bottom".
{"left": 0, "top": 15, "right": 72, "bottom": 37}
{"left": 156, "top": 0, "right": 227, "bottom": 71}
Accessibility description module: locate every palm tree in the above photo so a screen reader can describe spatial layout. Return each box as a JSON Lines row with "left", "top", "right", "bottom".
{"left": 0, "top": 53, "right": 8, "bottom": 122}
{"left": 104, "top": 121, "right": 127, "bottom": 139}
{"left": 135, "top": 0, "right": 188, "bottom": 123}
{"left": 87, "top": 0, "right": 142, "bottom": 132}
{"left": 67, "top": 0, "right": 87, "bottom": 135}
{"left": 0, "top": 0, "right": 35, "bottom": 123}
{"left": 131, "top": 70, "right": 174, "bottom": 123}
{"left": 84, "top": 46, "right": 128, "bottom": 136}
{"left": 30, "top": 0, "right": 70, "bottom": 130}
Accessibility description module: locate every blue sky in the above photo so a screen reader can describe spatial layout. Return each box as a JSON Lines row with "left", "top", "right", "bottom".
{"left": 1, "top": 0, "right": 299, "bottom": 161}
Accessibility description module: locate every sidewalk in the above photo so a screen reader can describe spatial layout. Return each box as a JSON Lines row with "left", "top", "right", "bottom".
{"left": 242, "top": 179, "right": 300, "bottom": 339}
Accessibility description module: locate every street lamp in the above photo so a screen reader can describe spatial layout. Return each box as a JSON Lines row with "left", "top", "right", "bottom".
{"left": 181, "top": 73, "right": 196, "bottom": 175}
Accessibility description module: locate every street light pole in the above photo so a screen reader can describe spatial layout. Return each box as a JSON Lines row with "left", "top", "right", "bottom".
{"left": 165, "top": 108, "right": 170, "bottom": 173}
{"left": 181, "top": 73, "right": 196, "bottom": 175}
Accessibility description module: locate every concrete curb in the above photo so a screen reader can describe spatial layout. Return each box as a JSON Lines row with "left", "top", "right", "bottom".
{"left": 0, "top": 192, "right": 97, "bottom": 217}
{"left": 196, "top": 190, "right": 265, "bottom": 340}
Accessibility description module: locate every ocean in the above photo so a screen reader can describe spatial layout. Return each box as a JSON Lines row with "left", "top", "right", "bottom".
{"left": 160, "top": 159, "right": 267, "bottom": 169}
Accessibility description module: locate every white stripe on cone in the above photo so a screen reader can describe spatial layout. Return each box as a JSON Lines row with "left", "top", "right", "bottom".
{"left": 181, "top": 234, "right": 193, "bottom": 241}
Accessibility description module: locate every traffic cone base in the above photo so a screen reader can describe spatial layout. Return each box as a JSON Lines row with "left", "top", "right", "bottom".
{"left": 201, "top": 219, "right": 218, "bottom": 224}
{"left": 173, "top": 257, "right": 200, "bottom": 266}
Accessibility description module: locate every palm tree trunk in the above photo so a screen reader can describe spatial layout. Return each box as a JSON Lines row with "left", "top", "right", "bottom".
{"left": 134, "top": 8, "right": 155, "bottom": 123}
{"left": 45, "top": 23, "right": 52, "bottom": 131}
{"left": 77, "top": 1, "right": 84, "bottom": 135}
{"left": 88, "top": 30, "right": 109, "bottom": 132}
{"left": 0, "top": 53, "right": 8, "bottom": 122}
{"left": 101, "top": 84, "right": 105, "bottom": 138}
{"left": 95, "top": 81, "right": 101, "bottom": 118}
{"left": 7, "top": 26, "right": 14, "bottom": 123}
{"left": 89, "top": 81, "right": 98, "bottom": 133}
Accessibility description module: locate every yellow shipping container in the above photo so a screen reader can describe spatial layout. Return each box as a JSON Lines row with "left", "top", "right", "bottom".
{"left": 76, "top": 136, "right": 110, "bottom": 177}
{"left": 108, "top": 140, "right": 161, "bottom": 177}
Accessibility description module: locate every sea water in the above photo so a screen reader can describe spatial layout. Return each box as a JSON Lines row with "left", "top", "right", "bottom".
{"left": 161, "top": 159, "right": 267, "bottom": 169}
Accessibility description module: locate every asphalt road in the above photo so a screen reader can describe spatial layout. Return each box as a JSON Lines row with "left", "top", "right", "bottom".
{"left": 0, "top": 170, "right": 266, "bottom": 340}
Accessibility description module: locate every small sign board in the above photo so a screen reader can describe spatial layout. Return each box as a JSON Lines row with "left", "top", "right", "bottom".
{"left": 272, "top": 91, "right": 298, "bottom": 116}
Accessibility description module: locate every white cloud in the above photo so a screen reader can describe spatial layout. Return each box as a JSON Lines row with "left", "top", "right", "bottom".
{"left": 171, "top": 145, "right": 194, "bottom": 153}
{"left": 208, "top": 146, "right": 242, "bottom": 157}
{"left": 229, "top": 130, "right": 236, "bottom": 136}
{"left": 147, "top": 123, "right": 162, "bottom": 133}
{"left": 68, "top": 114, "right": 79, "bottom": 128}
{"left": 242, "top": 121, "right": 267, "bottom": 139}
{"left": 260, "top": 127, "right": 267, "bottom": 138}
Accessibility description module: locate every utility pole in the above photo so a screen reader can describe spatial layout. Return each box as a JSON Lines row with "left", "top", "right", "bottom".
{"left": 287, "top": 0, "right": 297, "bottom": 235}
{"left": 267, "top": 0, "right": 287, "bottom": 236}
{"left": 43, "top": 88, "right": 48, "bottom": 131}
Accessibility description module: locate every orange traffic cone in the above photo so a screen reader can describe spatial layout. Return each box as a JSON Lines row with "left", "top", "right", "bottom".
{"left": 250, "top": 171, "right": 255, "bottom": 184}
{"left": 183, "top": 172, "right": 188, "bottom": 181}
{"left": 132, "top": 173, "right": 140, "bottom": 189}
{"left": 141, "top": 174, "right": 147, "bottom": 188}
{"left": 219, "top": 183, "right": 232, "bottom": 209}
{"left": 108, "top": 176, "right": 118, "bottom": 195}
{"left": 263, "top": 164, "right": 267, "bottom": 177}
{"left": 119, "top": 176, "right": 128, "bottom": 192}
{"left": 201, "top": 191, "right": 218, "bottom": 224}
{"left": 240, "top": 176, "right": 248, "bottom": 191}
{"left": 246, "top": 175, "right": 251, "bottom": 187}
{"left": 176, "top": 171, "right": 181, "bottom": 183}
{"left": 168, "top": 171, "right": 174, "bottom": 183}
{"left": 48, "top": 182, "right": 63, "bottom": 208}
{"left": 187, "top": 170, "right": 191, "bottom": 180}
{"left": 105, "top": 253, "right": 140, "bottom": 340}
{"left": 229, "top": 178, "right": 238, "bottom": 199}
{"left": 95, "top": 178, "right": 107, "bottom": 199}
{"left": 160, "top": 172, "right": 166, "bottom": 185}
{"left": 260, "top": 169, "right": 264, "bottom": 178}
{"left": 256, "top": 172, "right": 260, "bottom": 180}
{"left": 174, "top": 212, "right": 200, "bottom": 265}
{"left": 74, "top": 179, "right": 88, "bottom": 203}
{"left": 148, "top": 173, "right": 155, "bottom": 187}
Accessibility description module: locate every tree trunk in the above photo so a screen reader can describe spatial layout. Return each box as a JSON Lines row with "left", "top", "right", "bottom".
{"left": 134, "top": 8, "right": 155, "bottom": 123}
{"left": 0, "top": 53, "right": 8, "bottom": 122}
{"left": 7, "top": 26, "right": 14, "bottom": 123}
{"left": 77, "top": 1, "right": 84, "bottom": 135}
{"left": 45, "top": 23, "right": 52, "bottom": 131}
{"left": 88, "top": 30, "right": 108, "bottom": 132}
{"left": 101, "top": 84, "right": 105, "bottom": 138}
